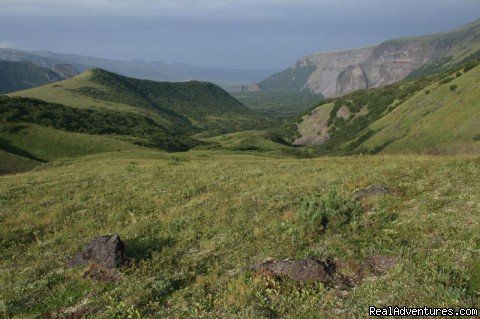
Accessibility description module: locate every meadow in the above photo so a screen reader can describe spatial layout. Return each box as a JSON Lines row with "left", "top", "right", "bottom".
{"left": 1, "top": 149, "right": 479, "bottom": 318}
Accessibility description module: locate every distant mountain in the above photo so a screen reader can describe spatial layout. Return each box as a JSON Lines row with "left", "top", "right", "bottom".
{"left": 10, "top": 68, "right": 267, "bottom": 136}
{"left": 258, "top": 18, "right": 480, "bottom": 97}
{"left": 0, "top": 48, "right": 275, "bottom": 85}
{"left": 278, "top": 56, "right": 480, "bottom": 155}
{"left": 0, "top": 60, "right": 67, "bottom": 94}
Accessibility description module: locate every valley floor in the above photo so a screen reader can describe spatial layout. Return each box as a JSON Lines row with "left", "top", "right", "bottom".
{"left": 1, "top": 150, "right": 480, "bottom": 318}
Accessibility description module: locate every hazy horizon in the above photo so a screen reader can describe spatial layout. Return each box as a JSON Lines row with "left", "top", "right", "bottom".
{"left": 1, "top": 0, "right": 479, "bottom": 70}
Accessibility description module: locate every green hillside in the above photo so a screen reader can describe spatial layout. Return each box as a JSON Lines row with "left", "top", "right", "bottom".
{"left": 0, "top": 124, "right": 139, "bottom": 162}
{"left": 11, "top": 68, "right": 267, "bottom": 136}
{"left": 283, "top": 58, "right": 480, "bottom": 155}
{"left": 0, "top": 60, "right": 64, "bottom": 94}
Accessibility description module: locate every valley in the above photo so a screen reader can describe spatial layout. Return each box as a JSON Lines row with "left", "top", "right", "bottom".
{"left": 0, "top": 13, "right": 479, "bottom": 319}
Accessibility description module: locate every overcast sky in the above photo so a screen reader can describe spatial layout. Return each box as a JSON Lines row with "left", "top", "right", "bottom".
{"left": 0, "top": 0, "right": 479, "bottom": 70}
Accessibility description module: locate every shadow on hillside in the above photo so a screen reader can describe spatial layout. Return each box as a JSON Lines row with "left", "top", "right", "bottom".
{"left": 125, "top": 235, "right": 175, "bottom": 261}
{"left": 0, "top": 137, "right": 47, "bottom": 162}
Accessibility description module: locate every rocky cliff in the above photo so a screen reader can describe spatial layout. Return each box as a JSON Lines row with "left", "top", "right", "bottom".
{"left": 258, "top": 19, "right": 480, "bottom": 97}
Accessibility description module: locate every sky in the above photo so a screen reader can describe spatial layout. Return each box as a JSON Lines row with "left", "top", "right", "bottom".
{"left": 0, "top": 0, "right": 479, "bottom": 70}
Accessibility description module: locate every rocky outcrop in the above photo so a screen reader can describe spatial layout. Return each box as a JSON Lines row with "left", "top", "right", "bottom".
{"left": 66, "top": 234, "right": 127, "bottom": 269}
{"left": 336, "top": 65, "right": 369, "bottom": 96}
{"left": 248, "top": 258, "right": 336, "bottom": 283}
{"left": 258, "top": 19, "right": 480, "bottom": 97}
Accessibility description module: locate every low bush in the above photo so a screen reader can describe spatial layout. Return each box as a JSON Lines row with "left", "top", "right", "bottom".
{"left": 299, "top": 190, "right": 364, "bottom": 234}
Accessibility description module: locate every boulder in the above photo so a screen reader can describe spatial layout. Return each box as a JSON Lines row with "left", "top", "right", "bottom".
{"left": 66, "top": 234, "right": 127, "bottom": 269}
{"left": 248, "top": 258, "right": 336, "bottom": 283}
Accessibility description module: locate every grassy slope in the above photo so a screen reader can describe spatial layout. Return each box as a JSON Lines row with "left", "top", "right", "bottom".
{"left": 0, "top": 149, "right": 40, "bottom": 175}
{"left": 0, "top": 124, "right": 139, "bottom": 162}
{"left": 9, "top": 70, "right": 170, "bottom": 125}
{"left": 1, "top": 150, "right": 479, "bottom": 318}
{"left": 362, "top": 65, "right": 480, "bottom": 154}
{"left": 10, "top": 69, "right": 266, "bottom": 135}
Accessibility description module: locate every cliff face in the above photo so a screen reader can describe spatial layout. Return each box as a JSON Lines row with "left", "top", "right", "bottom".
{"left": 258, "top": 19, "right": 480, "bottom": 98}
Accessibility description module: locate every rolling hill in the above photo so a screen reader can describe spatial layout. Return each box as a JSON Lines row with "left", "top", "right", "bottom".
{"left": 10, "top": 68, "right": 268, "bottom": 136}
{"left": 258, "top": 18, "right": 480, "bottom": 97}
{"left": 279, "top": 57, "right": 480, "bottom": 155}
{"left": 0, "top": 60, "right": 67, "bottom": 94}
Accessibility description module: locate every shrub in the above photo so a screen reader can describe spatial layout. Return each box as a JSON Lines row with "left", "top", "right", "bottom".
{"left": 425, "top": 90, "right": 430, "bottom": 95}
{"left": 450, "top": 85, "right": 458, "bottom": 91}
{"left": 299, "top": 190, "right": 364, "bottom": 234}
{"left": 439, "top": 77, "right": 454, "bottom": 85}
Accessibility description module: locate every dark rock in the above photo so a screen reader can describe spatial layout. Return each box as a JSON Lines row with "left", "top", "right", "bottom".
{"left": 248, "top": 258, "right": 336, "bottom": 283}
{"left": 83, "top": 263, "right": 122, "bottom": 282}
{"left": 353, "top": 185, "right": 390, "bottom": 199}
{"left": 66, "top": 234, "right": 127, "bottom": 269}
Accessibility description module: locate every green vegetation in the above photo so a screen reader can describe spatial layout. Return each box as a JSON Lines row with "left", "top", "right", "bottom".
{"left": 299, "top": 190, "right": 364, "bottom": 235}
{"left": 1, "top": 151, "right": 480, "bottom": 318}
{"left": 11, "top": 69, "right": 269, "bottom": 136}
{"left": 0, "top": 60, "right": 63, "bottom": 94}
{"left": 199, "top": 130, "right": 310, "bottom": 158}
{"left": 0, "top": 124, "right": 139, "bottom": 163}
{"left": 232, "top": 91, "right": 323, "bottom": 119}
{"left": 0, "top": 148, "right": 40, "bottom": 174}
{"left": 0, "top": 96, "right": 197, "bottom": 152}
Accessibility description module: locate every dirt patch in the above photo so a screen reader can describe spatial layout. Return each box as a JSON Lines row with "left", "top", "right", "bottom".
{"left": 83, "top": 263, "right": 122, "bottom": 282}
{"left": 336, "top": 105, "right": 351, "bottom": 120}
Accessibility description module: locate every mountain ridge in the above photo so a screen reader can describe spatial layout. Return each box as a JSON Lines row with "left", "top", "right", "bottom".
{"left": 0, "top": 48, "right": 275, "bottom": 85}
{"left": 258, "top": 18, "right": 480, "bottom": 97}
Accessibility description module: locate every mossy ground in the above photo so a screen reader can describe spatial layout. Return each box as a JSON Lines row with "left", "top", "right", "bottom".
{"left": 1, "top": 150, "right": 479, "bottom": 318}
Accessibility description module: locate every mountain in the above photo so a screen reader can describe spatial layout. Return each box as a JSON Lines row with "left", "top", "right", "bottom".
{"left": 278, "top": 56, "right": 480, "bottom": 155}
{"left": 0, "top": 60, "right": 67, "bottom": 94}
{"left": 9, "top": 68, "right": 267, "bottom": 136}
{"left": 258, "top": 18, "right": 480, "bottom": 97}
{"left": 0, "top": 48, "right": 275, "bottom": 85}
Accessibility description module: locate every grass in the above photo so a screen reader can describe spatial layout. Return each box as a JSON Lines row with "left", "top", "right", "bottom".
{"left": 0, "top": 149, "right": 40, "bottom": 174}
{"left": 1, "top": 149, "right": 480, "bottom": 318}
{"left": 0, "top": 124, "right": 139, "bottom": 162}
{"left": 362, "top": 63, "right": 480, "bottom": 154}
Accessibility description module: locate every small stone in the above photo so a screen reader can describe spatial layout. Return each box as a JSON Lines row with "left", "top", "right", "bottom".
{"left": 353, "top": 185, "right": 390, "bottom": 199}
{"left": 66, "top": 234, "right": 127, "bottom": 269}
